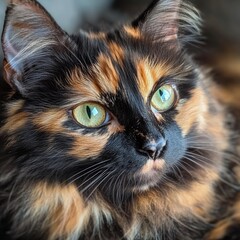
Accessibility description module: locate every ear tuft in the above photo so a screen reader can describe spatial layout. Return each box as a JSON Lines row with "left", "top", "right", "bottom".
{"left": 1, "top": 0, "right": 66, "bottom": 89}
{"left": 132, "top": 0, "right": 201, "bottom": 45}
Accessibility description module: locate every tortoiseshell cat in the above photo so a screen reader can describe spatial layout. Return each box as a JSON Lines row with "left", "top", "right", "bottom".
{"left": 0, "top": 0, "right": 240, "bottom": 239}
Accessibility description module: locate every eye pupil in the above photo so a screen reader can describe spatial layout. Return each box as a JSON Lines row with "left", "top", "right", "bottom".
{"left": 159, "top": 89, "right": 170, "bottom": 102}
{"left": 159, "top": 89, "right": 164, "bottom": 96}
{"left": 86, "top": 106, "right": 92, "bottom": 119}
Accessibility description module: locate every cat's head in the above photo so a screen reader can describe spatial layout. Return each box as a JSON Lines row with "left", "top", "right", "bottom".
{"left": 1, "top": 0, "right": 226, "bottom": 203}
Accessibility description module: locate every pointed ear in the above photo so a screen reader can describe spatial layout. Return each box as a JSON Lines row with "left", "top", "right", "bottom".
{"left": 1, "top": 0, "right": 67, "bottom": 90}
{"left": 132, "top": 0, "right": 201, "bottom": 45}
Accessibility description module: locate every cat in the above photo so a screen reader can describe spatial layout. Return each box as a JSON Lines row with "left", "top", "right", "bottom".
{"left": 0, "top": 0, "right": 240, "bottom": 240}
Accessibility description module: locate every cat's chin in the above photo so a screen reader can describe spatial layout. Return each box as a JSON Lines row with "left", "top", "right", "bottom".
{"left": 132, "top": 159, "right": 166, "bottom": 192}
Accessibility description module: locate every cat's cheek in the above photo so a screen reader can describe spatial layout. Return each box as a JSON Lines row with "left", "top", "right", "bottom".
{"left": 66, "top": 122, "right": 124, "bottom": 160}
{"left": 0, "top": 100, "right": 27, "bottom": 135}
{"left": 68, "top": 134, "right": 110, "bottom": 159}
{"left": 175, "top": 88, "right": 208, "bottom": 137}
{"left": 162, "top": 123, "right": 186, "bottom": 165}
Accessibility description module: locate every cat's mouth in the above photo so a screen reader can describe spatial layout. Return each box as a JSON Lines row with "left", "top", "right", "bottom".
{"left": 132, "top": 159, "right": 166, "bottom": 191}
{"left": 140, "top": 159, "right": 165, "bottom": 174}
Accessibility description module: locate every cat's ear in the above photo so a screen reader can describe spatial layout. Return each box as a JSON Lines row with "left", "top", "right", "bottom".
{"left": 132, "top": 0, "right": 200, "bottom": 45}
{"left": 1, "top": 0, "right": 67, "bottom": 90}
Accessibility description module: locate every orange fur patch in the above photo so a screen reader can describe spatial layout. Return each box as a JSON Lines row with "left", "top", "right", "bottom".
{"left": 136, "top": 59, "right": 170, "bottom": 102}
{"left": 86, "top": 31, "right": 105, "bottom": 39}
{"left": 0, "top": 112, "right": 28, "bottom": 134}
{"left": 32, "top": 109, "right": 66, "bottom": 133}
{"left": 233, "top": 166, "right": 240, "bottom": 183}
{"left": 233, "top": 199, "right": 240, "bottom": 220}
{"left": 3, "top": 59, "right": 17, "bottom": 88}
{"left": 124, "top": 26, "right": 141, "bottom": 39}
{"left": 67, "top": 69, "right": 102, "bottom": 102}
{"left": 28, "top": 183, "right": 114, "bottom": 240}
{"left": 6, "top": 100, "right": 25, "bottom": 116}
{"left": 212, "top": 82, "right": 240, "bottom": 110}
{"left": 68, "top": 55, "right": 119, "bottom": 102}
{"left": 93, "top": 54, "right": 120, "bottom": 94}
{"left": 69, "top": 134, "right": 109, "bottom": 159}
{"left": 108, "top": 42, "right": 125, "bottom": 64}
{"left": 205, "top": 219, "right": 232, "bottom": 240}
{"left": 175, "top": 88, "right": 208, "bottom": 136}
{"left": 108, "top": 119, "right": 125, "bottom": 133}
{"left": 31, "top": 183, "right": 89, "bottom": 240}
{"left": 127, "top": 170, "right": 219, "bottom": 238}
{"left": 0, "top": 101, "right": 26, "bottom": 147}
{"left": 205, "top": 196, "right": 240, "bottom": 239}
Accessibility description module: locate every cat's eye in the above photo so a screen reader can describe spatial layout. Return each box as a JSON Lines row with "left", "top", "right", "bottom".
{"left": 72, "top": 103, "right": 108, "bottom": 128}
{"left": 151, "top": 84, "right": 177, "bottom": 112}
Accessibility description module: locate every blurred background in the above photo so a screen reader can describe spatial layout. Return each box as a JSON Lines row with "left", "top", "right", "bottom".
{"left": 0, "top": 0, "right": 240, "bottom": 100}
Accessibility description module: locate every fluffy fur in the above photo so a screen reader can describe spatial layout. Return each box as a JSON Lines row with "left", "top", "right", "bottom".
{"left": 0, "top": 0, "right": 239, "bottom": 239}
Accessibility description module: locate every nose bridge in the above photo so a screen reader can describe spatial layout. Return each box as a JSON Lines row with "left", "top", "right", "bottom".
{"left": 137, "top": 116, "right": 164, "bottom": 141}
{"left": 133, "top": 117, "right": 166, "bottom": 160}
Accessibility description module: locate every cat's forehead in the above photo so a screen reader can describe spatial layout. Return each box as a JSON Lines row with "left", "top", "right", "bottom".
{"left": 68, "top": 28, "right": 183, "bottom": 104}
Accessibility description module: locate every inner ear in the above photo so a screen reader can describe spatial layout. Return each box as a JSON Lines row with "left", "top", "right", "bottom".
{"left": 1, "top": 0, "right": 67, "bottom": 90}
{"left": 132, "top": 0, "right": 201, "bottom": 44}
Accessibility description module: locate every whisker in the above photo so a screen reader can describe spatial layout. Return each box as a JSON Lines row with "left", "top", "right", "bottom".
{"left": 111, "top": 170, "right": 126, "bottom": 204}
{"left": 187, "top": 146, "right": 240, "bottom": 165}
{"left": 67, "top": 159, "right": 111, "bottom": 183}
{"left": 68, "top": 166, "right": 106, "bottom": 185}
{"left": 6, "top": 180, "right": 18, "bottom": 213}
{"left": 77, "top": 166, "right": 110, "bottom": 191}
{"left": 184, "top": 151, "right": 240, "bottom": 189}
{"left": 86, "top": 170, "right": 115, "bottom": 201}
{"left": 121, "top": 174, "right": 128, "bottom": 204}
{"left": 80, "top": 165, "right": 115, "bottom": 194}
{"left": 183, "top": 155, "right": 212, "bottom": 172}
{"left": 178, "top": 162, "right": 195, "bottom": 179}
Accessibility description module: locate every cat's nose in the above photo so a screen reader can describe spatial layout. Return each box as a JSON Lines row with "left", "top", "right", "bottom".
{"left": 140, "top": 138, "right": 166, "bottom": 160}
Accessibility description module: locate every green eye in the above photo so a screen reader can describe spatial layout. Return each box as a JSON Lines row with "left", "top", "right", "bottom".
{"left": 151, "top": 85, "right": 176, "bottom": 112}
{"left": 72, "top": 103, "right": 107, "bottom": 128}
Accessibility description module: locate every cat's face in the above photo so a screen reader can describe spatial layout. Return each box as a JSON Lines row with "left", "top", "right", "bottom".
{"left": 1, "top": 0, "right": 223, "bottom": 203}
